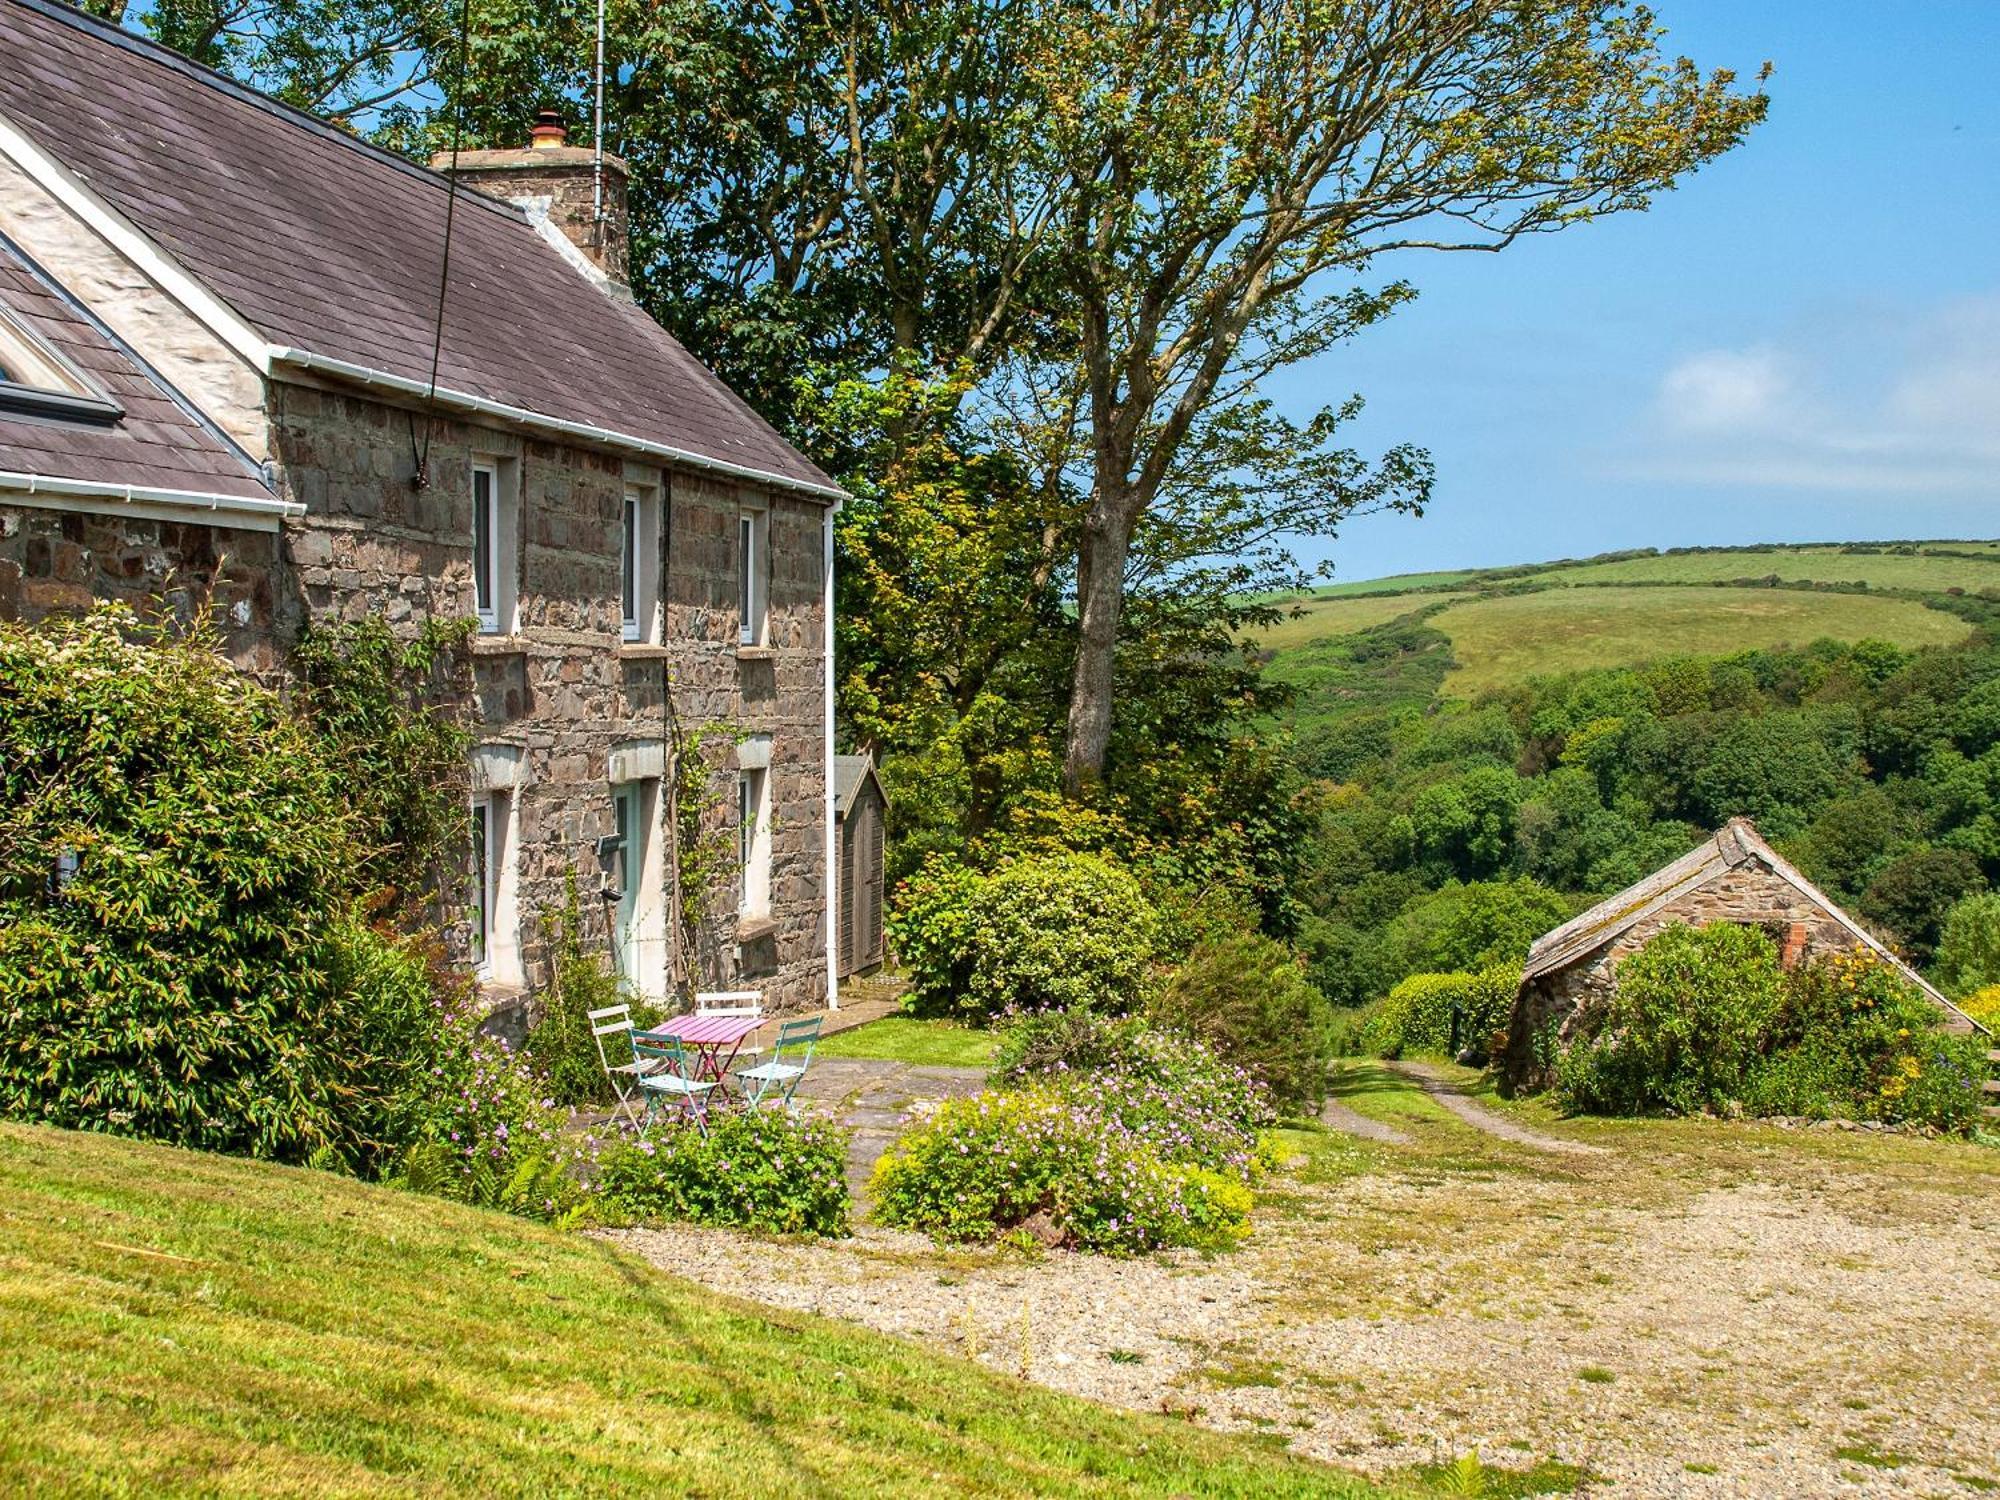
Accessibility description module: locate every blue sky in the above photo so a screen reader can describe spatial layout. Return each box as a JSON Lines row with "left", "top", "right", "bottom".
{"left": 1279, "top": 0, "right": 2000, "bottom": 584}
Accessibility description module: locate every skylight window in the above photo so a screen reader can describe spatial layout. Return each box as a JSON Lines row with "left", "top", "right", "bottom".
{"left": 0, "top": 304, "right": 122, "bottom": 425}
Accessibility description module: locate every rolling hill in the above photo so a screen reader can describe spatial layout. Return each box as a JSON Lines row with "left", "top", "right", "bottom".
{"left": 1253, "top": 539, "right": 1999, "bottom": 720}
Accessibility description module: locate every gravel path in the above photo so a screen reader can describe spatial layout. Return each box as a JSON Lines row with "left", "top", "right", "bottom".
{"left": 1387, "top": 1059, "right": 1608, "bottom": 1155}
{"left": 1318, "top": 1095, "right": 1411, "bottom": 1145}
{"left": 607, "top": 1069, "right": 2000, "bottom": 1498}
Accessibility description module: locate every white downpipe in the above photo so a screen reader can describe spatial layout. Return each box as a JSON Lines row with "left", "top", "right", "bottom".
{"left": 822, "top": 502, "right": 841, "bottom": 1011}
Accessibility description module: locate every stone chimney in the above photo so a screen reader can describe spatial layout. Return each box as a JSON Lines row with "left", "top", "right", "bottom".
{"left": 432, "top": 110, "right": 631, "bottom": 285}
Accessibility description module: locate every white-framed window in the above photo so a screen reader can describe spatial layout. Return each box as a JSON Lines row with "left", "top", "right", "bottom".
{"left": 736, "top": 763, "right": 772, "bottom": 918}
{"left": 620, "top": 484, "right": 660, "bottom": 643}
{"left": 470, "top": 788, "right": 522, "bottom": 985}
{"left": 606, "top": 774, "right": 667, "bottom": 997}
{"left": 738, "top": 501, "right": 769, "bottom": 646}
{"left": 0, "top": 303, "right": 123, "bottom": 423}
{"left": 471, "top": 458, "right": 519, "bottom": 634}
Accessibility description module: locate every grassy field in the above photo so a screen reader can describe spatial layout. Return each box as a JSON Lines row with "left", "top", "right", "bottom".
{"left": 815, "top": 1016, "right": 1002, "bottom": 1068}
{"left": 1430, "top": 585, "right": 1973, "bottom": 696}
{"left": 1517, "top": 545, "right": 2000, "bottom": 596}
{"left": 1249, "top": 592, "right": 1463, "bottom": 652}
{"left": 0, "top": 1123, "right": 1375, "bottom": 1498}
{"left": 1302, "top": 568, "right": 1482, "bottom": 597}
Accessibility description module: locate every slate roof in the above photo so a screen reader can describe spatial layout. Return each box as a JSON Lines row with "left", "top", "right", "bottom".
{"left": 1522, "top": 818, "right": 1984, "bottom": 1035}
{"left": 0, "top": 236, "right": 274, "bottom": 500}
{"left": 0, "top": 0, "right": 837, "bottom": 498}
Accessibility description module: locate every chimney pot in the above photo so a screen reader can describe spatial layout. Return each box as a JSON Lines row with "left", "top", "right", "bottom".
{"left": 529, "top": 109, "right": 568, "bottom": 150}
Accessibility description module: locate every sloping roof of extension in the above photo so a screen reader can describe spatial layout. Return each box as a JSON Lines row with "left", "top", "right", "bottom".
{"left": 0, "top": 0, "right": 838, "bottom": 500}
{"left": 0, "top": 234, "right": 276, "bottom": 507}
{"left": 1522, "top": 817, "right": 1985, "bottom": 1036}
{"left": 833, "top": 754, "right": 888, "bottom": 819}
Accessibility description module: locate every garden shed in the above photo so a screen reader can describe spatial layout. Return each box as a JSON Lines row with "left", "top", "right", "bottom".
{"left": 834, "top": 754, "right": 889, "bottom": 977}
{"left": 1502, "top": 818, "right": 1986, "bottom": 1090}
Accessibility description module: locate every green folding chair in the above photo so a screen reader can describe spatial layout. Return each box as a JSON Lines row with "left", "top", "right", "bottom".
{"left": 632, "top": 1033, "right": 719, "bottom": 1135}
{"left": 735, "top": 1016, "right": 823, "bottom": 1111}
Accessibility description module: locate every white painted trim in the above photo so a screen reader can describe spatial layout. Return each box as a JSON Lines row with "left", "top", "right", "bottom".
{"left": 608, "top": 738, "right": 665, "bottom": 783}
{"left": 0, "top": 109, "right": 272, "bottom": 375}
{"left": 822, "top": 502, "right": 841, "bottom": 1012}
{"left": 0, "top": 470, "right": 300, "bottom": 532}
{"left": 270, "top": 346, "right": 849, "bottom": 504}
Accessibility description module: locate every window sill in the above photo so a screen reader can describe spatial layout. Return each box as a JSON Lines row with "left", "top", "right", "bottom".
{"left": 468, "top": 634, "right": 528, "bottom": 658}
{"left": 616, "top": 642, "right": 673, "bottom": 661}
{"left": 735, "top": 913, "right": 780, "bottom": 944}
{"left": 736, "top": 645, "right": 776, "bottom": 663}
{"left": 475, "top": 977, "right": 528, "bottom": 1004}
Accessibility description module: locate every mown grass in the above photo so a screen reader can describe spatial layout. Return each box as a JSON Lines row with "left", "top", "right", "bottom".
{"left": 1430, "top": 586, "right": 1971, "bottom": 696}
{"left": 0, "top": 1123, "right": 1379, "bottom": 1498}
{"left": 814, "top": 1016, "right": 1001, "bottom": 1068}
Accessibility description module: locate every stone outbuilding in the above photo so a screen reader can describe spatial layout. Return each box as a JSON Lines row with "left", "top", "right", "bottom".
{"left": 1502, "top": 818, "right": 1986, "bottom": 1091}
{"left": 0, "top": 0, "right": 847, "bottom": 1017}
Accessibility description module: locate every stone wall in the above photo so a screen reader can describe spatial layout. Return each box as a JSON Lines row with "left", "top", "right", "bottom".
{"left": 269, "top": 375, "right": 830, "bottom": 1015}
{"left": 0, "top": 503, "right": 288, "bottom": 667}
{"left": 1503, "top": 856, "right": 1886, "bottom": 1091}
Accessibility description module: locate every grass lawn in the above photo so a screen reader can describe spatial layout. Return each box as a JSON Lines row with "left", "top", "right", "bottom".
{"left": 0, "top": 1123, "right": 1375, "bottom": 1498}
{"left": 814, "top": 1016, "right": 1002, "bottom": 1068}
{"left": 1429, "top": 585, "right": 1972, "bottom": 696}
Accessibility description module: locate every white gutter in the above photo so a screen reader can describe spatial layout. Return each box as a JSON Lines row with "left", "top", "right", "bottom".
{"left": 823, "top": 500, "right": 841, "bottom": 1011}
{"left": 1, "top": 471, "right": 301, "bottom": 533}
{"left": 269, "top": 347, "right": 850, "bottom": 506}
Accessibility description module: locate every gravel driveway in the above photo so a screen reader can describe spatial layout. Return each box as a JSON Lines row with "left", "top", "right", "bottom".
{"left": 608, "top": 1063, "right": 2000, "bottom": 1498}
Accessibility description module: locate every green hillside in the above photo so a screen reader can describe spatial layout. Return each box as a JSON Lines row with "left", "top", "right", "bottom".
{"left": 0, "top": 1124, "right": 1368, "bottom": 1498}
{"left": 1256, "top": 539, "right": 1999, "bottom": 713}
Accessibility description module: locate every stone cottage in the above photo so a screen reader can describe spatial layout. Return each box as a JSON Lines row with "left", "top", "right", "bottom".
{"left": 0, "top": 0, "right": 846, "bottom": 1015}
{"left": 1502, "top": 818, "right": 1985, "bottom": 1091}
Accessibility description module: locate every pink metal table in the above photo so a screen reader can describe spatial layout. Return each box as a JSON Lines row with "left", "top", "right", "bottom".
{"left": 639, "top": 1013, "right": 764, "bottom": 1096}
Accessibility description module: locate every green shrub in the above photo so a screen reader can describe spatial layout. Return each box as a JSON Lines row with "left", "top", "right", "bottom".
{"left": 870, "top": 1087, "right": 1250, "bottom": 1253}
{"left": 891, "top": 853, "right": 1157, "bottom": 1021}
{"left": 1931, "top": 892, "right": 2000, "bottom": 999}
{"left": 0, "top": 608, "right": 446, "bottom": 1171}
{"left": 596, "top": 1111, "right": 850, "bottom": 1237}
{"left": 524, "top": 878, "right": 657, "bottom": 1107}
{"left": 993, "top": 1009, "right": 1272, "bottom": 1175}
{"left": 1383, "top": 878, "right": 1572, "bottom": 979}
{"left": 1149, "top": 933, "right": 1334, "bottom": 1110}
{"left": 1362, "top": 968, "right": 1519, "bottom": 1060}
{"left": 1553, "top": 923, "right": 1783, "bottom": 1117}
{"left": 1959, "top": 984, "right": 2000, "bottom": 1031}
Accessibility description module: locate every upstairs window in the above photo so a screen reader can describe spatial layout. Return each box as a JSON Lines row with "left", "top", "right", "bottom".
{"left": 471, "top": 459, "right": 519, "bottom": 634}
{"left": 738, "top": 501, "right": 769, "bottom": 646}
{"left": 621, "top": 484, "right": 660, "bottom": 643}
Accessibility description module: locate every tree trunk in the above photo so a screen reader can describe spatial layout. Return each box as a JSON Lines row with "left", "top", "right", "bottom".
{"left": 1062, "top": 491, "right": 1137, "bottom": 793}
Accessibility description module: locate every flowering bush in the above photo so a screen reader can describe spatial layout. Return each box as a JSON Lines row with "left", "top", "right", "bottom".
{"left": 993, "top": 1009, "right": 1272, "bottom": 1175}
{"left": 891, "top": 852, "right": 1158, "bottom": 1020}
{"left": 1958, "top": 984, "right": 2000, "bottom": 1032}
{"left": 1553, "top": 934, "right": 1993, "bottom": 1131}
{"left": 869, "top": 1087, "right": 1250, "bottom": 1254}
{"left": 596, "top": 1109, "right": 850, "bottom": 1237}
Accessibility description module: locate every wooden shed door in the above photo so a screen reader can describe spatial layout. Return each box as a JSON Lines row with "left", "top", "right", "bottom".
{"left": 838, "top": 817, "right": 857, "bottom": 976}
{"left": 863, "top": 793, "right": 886, "bottom": 967}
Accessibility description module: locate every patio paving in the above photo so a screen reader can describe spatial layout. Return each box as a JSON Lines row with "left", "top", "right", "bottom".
{"left": 788, "top": 1057, "right": 989, "bottom": 1198}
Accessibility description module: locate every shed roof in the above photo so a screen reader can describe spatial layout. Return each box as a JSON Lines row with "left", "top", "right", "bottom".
{"left": 1522, "top": 818, "right": 1984, "bottom": 1036}
{"left": 0, "top": 235, "right": 274, "bottom": 503}
{"left": 0, "top": 0, "right": 837, "bottom": 499}
{"left": 834, "top": 755, "right": 887, "bottom": 820}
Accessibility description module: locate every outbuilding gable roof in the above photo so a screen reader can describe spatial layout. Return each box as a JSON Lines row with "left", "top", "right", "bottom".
{"left": 834, "top": 754, "right": 888, "bottom": 820}
{"left": 0, "top": 0, "right": 838, "bottom": 500}
{"left": 1523, "top": 818, "right": 1984, "bottom": 1035}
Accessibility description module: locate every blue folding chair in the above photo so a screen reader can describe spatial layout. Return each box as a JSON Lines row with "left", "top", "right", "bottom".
{"left": 632, "top": 1033, "right": 718, "bottom": 1135}
{"left": 735, "top": 1016, "right": 823, "bottom": 1111}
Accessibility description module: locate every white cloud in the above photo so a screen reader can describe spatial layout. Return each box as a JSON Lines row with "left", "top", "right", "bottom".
{"left": 1657, "top": 348, "right": 1792, "bottom": 433}
{"left": 1611, "top": 293, "right": 2000, "bottom": 496}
